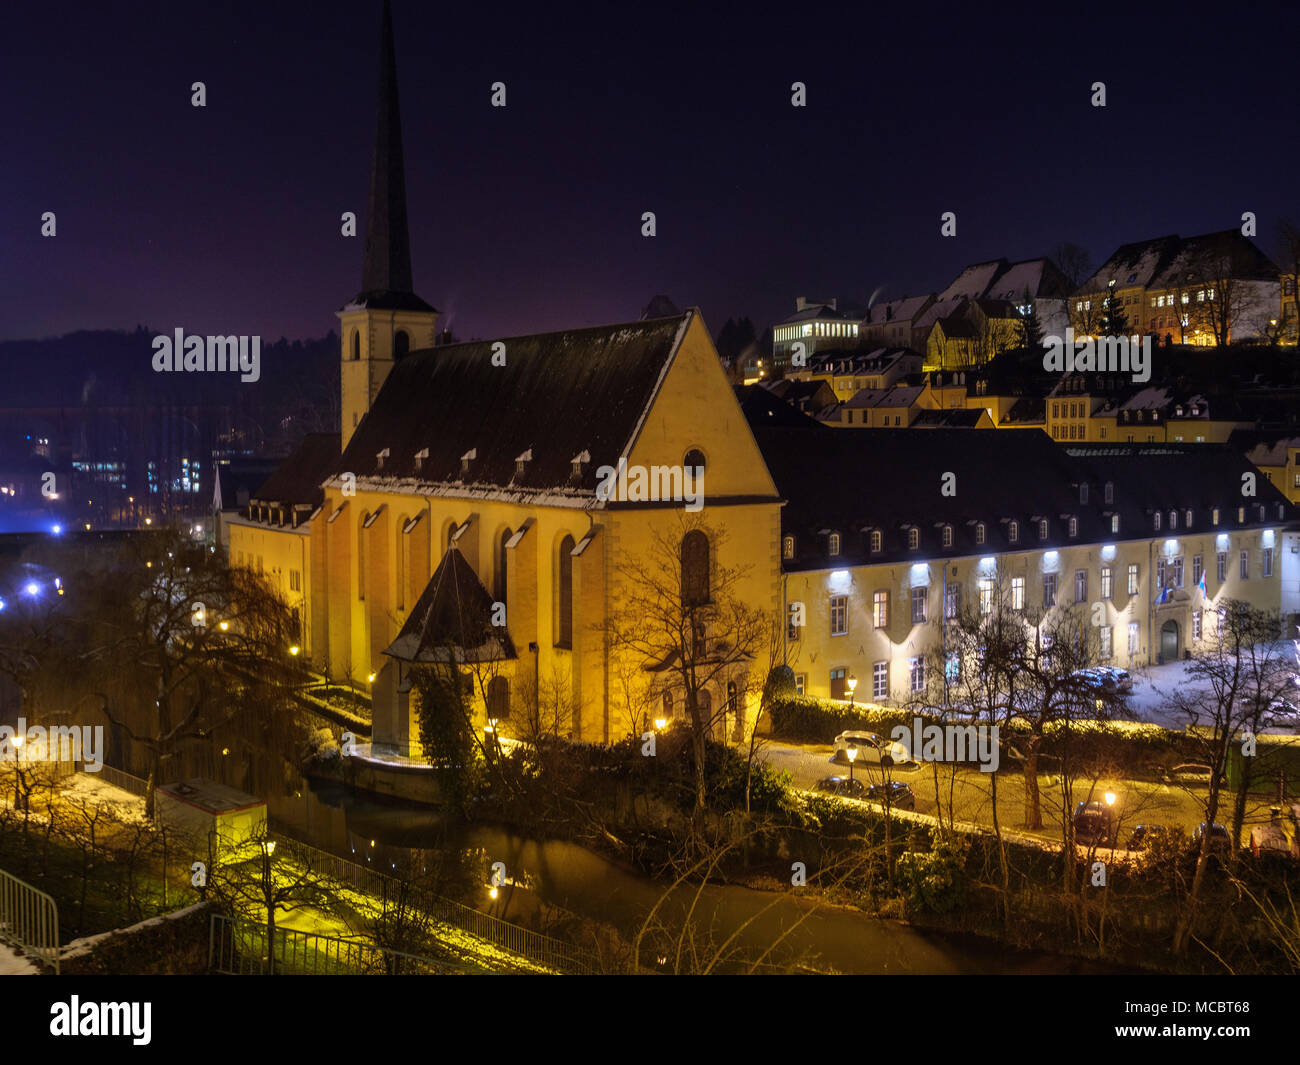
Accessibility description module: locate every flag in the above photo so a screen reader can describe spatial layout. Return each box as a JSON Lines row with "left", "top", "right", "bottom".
{"left": 1197, "top": 568, "right": 1207, "bottom": 600}
{"left": 1155, "top": 582, "right": 1170, "bottom": 605}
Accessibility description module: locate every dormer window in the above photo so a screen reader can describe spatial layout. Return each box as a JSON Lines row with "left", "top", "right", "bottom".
{"left": 1110, "top": 514, "right": 1120, "bottom": 533}
{"left": 782, "top": 535, "right": 796, "bottom": 560}
{"left": 414, "top": 447, "right": 429, "bottom": 473}
{"left": 1169, "top": 510, "right": 1177, "bottom": 530}
{"left": 828, "top": 532, "right": 841, "bottom": 556}
{"left": 461, "top": 448, "right": 477, "bottom": 477}
{"left": 870, "top": 529, "right": 883, "bottom": 553}
{"left": 1212, "top": 507, "right": 1220, "bottom": 525}
{"left": 1184, "top": 509, "right": 1192, "bottom": 528}
{"left": 571, "top": 449, "right": 591, "bottom": 482}
{"left": 908, "top": 527, "right": 919, "bottom": 550}
{"left": 1068, "top": 516, "right": 1078, "bottom": 538}
{"left": 1104, "top": 481, "right": 1113, "bottom": 504}
{"left": 1258, "top": 505, "right": 1267, "bottom": 522}
{"left": 1038, "top": 519, "right": 1048, "bottom": 541}
{"left": 375, "top": 447, "right": 390, "bottom": 470}
{"left": 975, "top": 522, "right": 986, "bottom": 545}
{"left": 1079, "top": 483, "right": 1089, "bottom": 505}
{"left": 1008, "top": 520, "right": 1019, "bottom": 544}
{"left": 1238, "top": 507, "right": 1245, "bottom": 523}
{"left": 1154, "top": 512, "right": 1162, "bottom": 531}
{"left": 514, "top": 448, "right": 532, "bottom": 478}
{"left": 942, "top": 524, "right": 953, "bottom": 548}
{"left": 1278, "top": 503, "right": 1286, "bottom": 520}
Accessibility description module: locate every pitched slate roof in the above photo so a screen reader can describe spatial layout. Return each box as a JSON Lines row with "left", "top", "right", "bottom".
{"left": 753, "top": 427, "right": 1294, "bottom": 570}
{"left": 1079, "top": 234, "right": 1183, "bottom": 294}
{"left": 733, "top": 385, "right": 822, "bottom": 427}
{"left": 386, "top": 547, "right": 516, "bottom": 663}
{"left": 336, "top": 312, "right": 693, "bottom": 496}
{"left": 251, "top": 433, "right": 341, "bottom": 507}
{"left": 214, "top": 459, "right": 283, "bottom": 512}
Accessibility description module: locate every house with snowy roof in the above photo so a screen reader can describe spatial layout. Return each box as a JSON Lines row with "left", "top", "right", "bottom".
{"left": 1072, "top": 231, "right": 1281, "bottom": 345}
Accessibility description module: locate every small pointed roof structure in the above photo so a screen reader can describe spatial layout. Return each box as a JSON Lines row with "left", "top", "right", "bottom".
{"left": 347, "top": 0, "right": 435, "bottom": 314}
{"left": 385, "top": 547, "right": 516, "bottom": 663}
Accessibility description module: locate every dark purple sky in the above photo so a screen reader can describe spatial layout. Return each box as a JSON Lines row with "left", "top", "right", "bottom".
{"left": 4, "top": 0, "right": 1297, "bottom": 345}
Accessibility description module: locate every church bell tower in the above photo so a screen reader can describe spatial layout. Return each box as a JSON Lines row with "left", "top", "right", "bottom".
{"left": 339, "top": 0, "right": 437, "bottom": 449}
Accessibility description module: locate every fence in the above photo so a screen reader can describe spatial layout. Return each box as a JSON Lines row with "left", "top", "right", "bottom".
{"left": 207, "top": 913, "right": 478, "bottom": 975}
{"left": 93, "top": 764, "right": 151, "bottom": 798}
{"left": 0, "top": 867, "right": 60, "bottom": 973}
{"left": 268, "top": 823, "right": 600, "bottom": 974}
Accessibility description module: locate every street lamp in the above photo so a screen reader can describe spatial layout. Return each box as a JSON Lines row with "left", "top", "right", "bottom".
{"left": 654, "top": 717, "right": 667, "bottom": 731}
{"left": 846, "top": 742, "right": 858, "bottom": 786}
{"left": 288, "top": 645, "right": 300, "bottom": 656}
{"left": 846, "top": 673, "right": 858, "bottom": 708}
{"left": 1104, "top": 790, "right": 1117, "bottom": 807}
{"left": 12, "top": 734, "right": 24, "bottom": 810}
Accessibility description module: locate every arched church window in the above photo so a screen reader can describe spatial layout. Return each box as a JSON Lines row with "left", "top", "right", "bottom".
{"left": 394, "top": 330, "right": 410, "bottom": 358}
{"left": 352, "top": 330, "right": 361, "bottom": 360}
{"left": 557, "top": 534, "right": 575, "bottom": 648}
{"left": 681, "top": 530, "right": 710, "bottom": 606}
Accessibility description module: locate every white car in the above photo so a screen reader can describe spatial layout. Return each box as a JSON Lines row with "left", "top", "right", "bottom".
{"left": 831, "top": 730, "right": 910, "bottom": 767}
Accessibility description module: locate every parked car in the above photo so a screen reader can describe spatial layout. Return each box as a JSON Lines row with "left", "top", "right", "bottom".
{"left": 832, "top": 730, "right": 910, "bottom": 767}
{"left": 1126, "top": 823, "right": 1168, "bottom": 850}
{"left": 1268, "top": 697, "right": 1299, "bottom": 722}
{"left": 1092, "top": 666, "right": 1133, "bottom": 693}
{"left": 866, "top": 782, "right": 915, "bottom": 811}
{"left": 814, "top": 776, "right": 866, "bottom": 798}
{"left": 1071, "top": 668, "right": 1129, "bottom": 695}
{"left": 1193, "top": 822, "right": 1232, "bottom": 850}
{"left": 1073, "top": 800, "right": 1116, "bottom": 844}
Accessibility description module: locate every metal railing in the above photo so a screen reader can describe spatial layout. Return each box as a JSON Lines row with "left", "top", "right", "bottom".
{"left": 0, "top": 867, "right": 60, "bottom": 974}
{"left": 77, "top": 765, "right": 599, "bottom": 973}
{"left": 207, "top": 914, "right": 478, "bottom": 975}
{"left": 93, "top": 764, "right": 151, "bottom": 798}
{"left": 267, "top": 823, "right": 599, "bottom": 973}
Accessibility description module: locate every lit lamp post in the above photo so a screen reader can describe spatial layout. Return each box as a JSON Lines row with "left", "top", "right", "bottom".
{"left": 846, "top": 742, "right": 858, "bottom": 787}
{"left": 654, "top": 717, "right": 667, "bottom": 731}
{"left": 846, "top": 673, "right": 857, "bottom": 709}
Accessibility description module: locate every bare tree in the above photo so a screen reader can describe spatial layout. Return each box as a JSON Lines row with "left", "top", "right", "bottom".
{"left": 603, "top": 516, "right": 767, "bottom": 812}
{"left": 1167, "top": 600, "right": 1291, "bottom": 954}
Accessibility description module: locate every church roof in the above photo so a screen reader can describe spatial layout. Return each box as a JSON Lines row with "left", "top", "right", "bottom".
{"left": 250, "top": 433, "right": 341, "bottom": 507}
{"left": 385, "top": 547, "right": 516, "bottom": 663}
{"left": 334, "top": 312, "right": 694, "bottom": 498}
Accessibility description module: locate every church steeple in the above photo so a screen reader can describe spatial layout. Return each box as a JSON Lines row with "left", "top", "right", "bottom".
{"left": 338, "top": 0, "right": 437, "bottom": 449}
{"left": 357, "top": 0, "right": 427, "bottom": 307}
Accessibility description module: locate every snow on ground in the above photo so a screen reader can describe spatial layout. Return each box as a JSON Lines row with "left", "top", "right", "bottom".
{"left": 1121, "top": 648, "right": 1300, "bottom": 733}
{"left": 61, "top": 901, "right": 208, "bottom": 961}
{"left": 57, "top": 771, "right": 149, "bottom": 822}
{"left": 0, "top": 941, "right": 39, "bottom": 975}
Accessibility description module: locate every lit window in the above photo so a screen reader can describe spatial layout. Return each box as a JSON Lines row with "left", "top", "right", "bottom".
{"left": 1074, "top": 569, "right": 1087, "bottom": 603}
{"left": 978, "top": 578, "right": 994, "bottom": 616}
{"left": 1111, "top": 514, "right": 1119, "bottom": 533}
{"left": 1068, "top": 517, "right": 1078, "bottom": 537}
{"left": 1099, "top": 625, "right": 1112, "bottom": 659}
{"left": 1008, "top": 520, "right": 1019, "bottom": 543}
{"left": 1127, "top": 564, "right": 1139, "bottom": 595}
{"left": 942, "top": 525, "right": 953, "bottom": 548}
{"left": 1192, "top": 610, "right": 1202, "bottom": 640}
{"left": 828, "top": 532, "right": 841, "bottom": 556}
{"left": 975, "top": 522, "right": 986, "bottom": 545}
{"left": 1100, "top": 567, "right": 1112, "bottom": 600}
{"left": 908, "top": 528, "right": 919, "bottom": 550}
{"left": 782, "top": 535, "right": 795, "bottom": 560}
{"left": 870, "top": 529, "right": 882, "bottom": 553}
{"left": 872, "top": 591, "right": 889, "bottom": 628}
{"left": 1038, "top": 519, "right": 1048, "bottom": 540}
{"left": 1240, "top": 550, "right": 1249, "bottom": 580}
{"left": 872, "top": 662, "right": 888, "bottom": 699}
{"left": 1043, "top": 573, "right": 1057, "bottom": 609}
{"left": 1264, "top": 547, "right": 1274, "bottom": 577}
{"left": 1010, "top": 577, "right": 1025, "bottom": 611}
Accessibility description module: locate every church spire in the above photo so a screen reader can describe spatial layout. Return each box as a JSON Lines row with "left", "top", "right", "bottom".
{"left": 354, "top": 0, "right": 431, "bottom": 311}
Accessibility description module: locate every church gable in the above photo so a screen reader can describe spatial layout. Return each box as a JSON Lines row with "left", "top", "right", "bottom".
{"left": 624, "top": 313, "right": 780, "bottom": 502}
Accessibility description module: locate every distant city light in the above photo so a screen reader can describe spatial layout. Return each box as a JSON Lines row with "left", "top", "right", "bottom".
{"left": 24, "top": 582, "right": 39, "bottom": 596}
{"left": 51, "top": 524, "right": 62, "bottom": 535}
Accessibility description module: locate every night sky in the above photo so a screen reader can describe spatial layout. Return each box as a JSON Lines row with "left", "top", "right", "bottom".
{"left": 4, "top": 0, "right": 1298, "bottom": 346}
